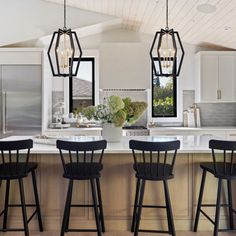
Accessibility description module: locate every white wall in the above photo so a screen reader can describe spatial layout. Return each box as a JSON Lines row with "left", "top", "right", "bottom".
{"left": 100, "top": 43, "right": 150, "bottom": 89}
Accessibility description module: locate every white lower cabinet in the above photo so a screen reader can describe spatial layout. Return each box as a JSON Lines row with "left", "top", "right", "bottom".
{"left": 198, "top": 131, "right": 226, "bottom": 138}
{"left": 150, "top": 129, "right": 227, "bottom": 139}
{"left": 226, "top": 131, "right": 236, "bottom": 140}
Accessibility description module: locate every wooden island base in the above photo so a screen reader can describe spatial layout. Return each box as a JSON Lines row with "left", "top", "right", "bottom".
{"left": 0, "top": 153, "right": 235, "bottom": 232}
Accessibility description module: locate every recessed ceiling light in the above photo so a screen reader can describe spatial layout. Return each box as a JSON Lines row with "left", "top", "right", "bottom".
{"left": 224, "top": 26, "right": 232, "bottom": 31}
{"left": 197, "top": 3, "right": 217, "bottom": 14}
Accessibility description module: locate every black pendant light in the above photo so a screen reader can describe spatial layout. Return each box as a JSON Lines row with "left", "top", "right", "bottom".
{"left": 48, "top": 0, "right": 83, "bottom": 77}
{"left": 150, "top": 0, "right": 184, "bottom": 77}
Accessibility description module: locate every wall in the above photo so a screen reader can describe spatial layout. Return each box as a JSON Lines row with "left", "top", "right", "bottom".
{"left": 14, "top": 27, "right": 236, "bottom": 127}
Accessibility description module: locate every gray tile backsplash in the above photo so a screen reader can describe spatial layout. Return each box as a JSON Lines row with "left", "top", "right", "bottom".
{"left": 196, "top": 103, "right": 236, "bottom": 126}
{"left": 183, "top": 90, "right": 236, "bottom": 127}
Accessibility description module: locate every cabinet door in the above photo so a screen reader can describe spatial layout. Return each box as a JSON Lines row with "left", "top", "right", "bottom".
{"left": 201, "top": 55, "right": 218, "bottom": 101}
{"left": 219, "top": 55, "right": 235, "bottom": 101}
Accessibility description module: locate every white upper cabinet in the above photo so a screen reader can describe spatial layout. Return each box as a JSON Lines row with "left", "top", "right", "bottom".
{"left": 195, "top": 52, "right": 236, "bottom": 103}
{"left": 218, "top": 55, "right": 235, "bottom": 101}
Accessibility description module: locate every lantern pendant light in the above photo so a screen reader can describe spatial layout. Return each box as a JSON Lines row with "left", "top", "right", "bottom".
{"left": 150, "top": 0, "right": 184, "bottom": 77}
{"left": 47, "top": 0, "right": 83, "bottom": 77}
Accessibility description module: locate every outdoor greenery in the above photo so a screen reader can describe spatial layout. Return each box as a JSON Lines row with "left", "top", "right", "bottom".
{"left": 153, "top": 78, "right": 175, "bottom": 117}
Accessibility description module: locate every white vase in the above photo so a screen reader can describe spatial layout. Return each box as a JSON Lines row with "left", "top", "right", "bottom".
{"left": 102, "top": 123, "right": 122, "bottom": 142}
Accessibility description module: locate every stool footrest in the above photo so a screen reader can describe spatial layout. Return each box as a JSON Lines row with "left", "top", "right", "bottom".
{"left": 0, "top": 228, "right": 25, "bottom": 232}
{"left": 139, "top": 229, "right": 169, "bottom": 234}
{"left": 218, "top": 229, "right": 236, "bottom": 232}
{"left": 70, "top": 204, "right": 101, "bottom": 208}
{"left": 201, "top": 204, "right": 228, "bottom": 207}
{"left": 67, "top": 228, "right": 98, "bottom": 232}
{"left": 141, "top": 205, "right": 166, "bottom": 209}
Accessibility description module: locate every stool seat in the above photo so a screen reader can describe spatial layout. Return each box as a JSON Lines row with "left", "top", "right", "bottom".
{"left": 0, "top": 162, "right": 37, "bottom": 179}
{"left": 63, "top": 163, "right": 103, "bottom": 180}
{"left": 200, "top": 162, "right": 236, "bottom": 180}
{"left": 134, "top": 163, "right": 174, "bottom": 181}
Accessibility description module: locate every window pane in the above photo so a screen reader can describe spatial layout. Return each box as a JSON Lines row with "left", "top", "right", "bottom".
{"left": 70, "top": 58, "right": 95, "bottom": 112}
{"left": 152, "top": 60, "right": 177, "bottom": 117}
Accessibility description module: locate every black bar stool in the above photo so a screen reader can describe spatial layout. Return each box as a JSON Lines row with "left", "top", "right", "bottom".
{"left": 57, "top": 139, "right": 107, "bottom": 236}
{"left": 129, "top": 139, "right": 180, "bottom": 236}
{"left": 0, "top": 139, "right": 43, "bottom": 236}
{"left": 194, "top": 139, "right": 236, "bottom": 236}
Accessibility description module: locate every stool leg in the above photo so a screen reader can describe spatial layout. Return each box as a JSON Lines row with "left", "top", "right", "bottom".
{"left": 214, "top": 178, "right": 222, "bottom": 236}
{"left": 61, "top": 180, "right": 73, "bottom": 236}
{"left": 131, "top": 178, "right": 140, "bottom": 232}
{"left": 19, "top": 178, "right": 29, "bottom": 236}
{"left": 134, "top": 179, "right": 145, "bottom": 236}
{"left": 227, "top": 180, "right": 234, "bottom": 230}
{"left": 3, "top": 180, "right": 10, "bottom": 231}
{"left": 164, "top": 180, "right": 176, "bottom": 236}
{"left": 96, "top": 178, "right": 105, "bottom": 233}
{"left": 31, "top": 170, "right": 43, "bottom": 232}
{"left": 194, "top": 169, "right": 207, "bottom": 232}
{"left": 164, "top": 180, "right": 172, "bottom": 235}
{"left": 91, "top": 179, "right": 102, "bottom": 236}
{"left": 65, "top": 179, "right": 73, "bottom": 232}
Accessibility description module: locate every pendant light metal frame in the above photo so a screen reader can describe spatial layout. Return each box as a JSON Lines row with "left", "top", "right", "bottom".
{"left": 47, "top": 0, "right": 83, "bottom": 77}
{"left": 150, "top": 0, "right": 184, "bottom": 77}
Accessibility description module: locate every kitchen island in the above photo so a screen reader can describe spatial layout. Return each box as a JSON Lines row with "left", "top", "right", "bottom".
{"left": 0, "top": 135, "right": 234, "bottom": 232}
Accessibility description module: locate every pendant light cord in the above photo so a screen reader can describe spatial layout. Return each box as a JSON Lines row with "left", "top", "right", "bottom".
{"left": 166, "top": 0, "right": 169, "bottom": 29}
{"left": 64, "top": 0, "right": 66, "bottom": 29}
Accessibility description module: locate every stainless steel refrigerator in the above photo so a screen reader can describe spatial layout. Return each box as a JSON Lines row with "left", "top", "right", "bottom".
{"left": 0, "top": 65, "right": 42, "bottom": 138}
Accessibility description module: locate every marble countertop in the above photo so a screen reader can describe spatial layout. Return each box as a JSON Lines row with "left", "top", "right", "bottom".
{"left": 0, "top": 135, "right": 226, "bottom": 154}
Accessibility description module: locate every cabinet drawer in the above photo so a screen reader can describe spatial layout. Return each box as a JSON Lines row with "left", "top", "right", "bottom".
{"left": 226, "top": 132, "right": 236, "bottom": 140}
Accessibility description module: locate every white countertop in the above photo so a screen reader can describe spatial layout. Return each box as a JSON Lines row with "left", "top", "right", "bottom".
{"left": 46, "top": 126, "right": 236, "bottom": 132}
{"left": 0, "top": 135, "right": 226, "bottom": 154}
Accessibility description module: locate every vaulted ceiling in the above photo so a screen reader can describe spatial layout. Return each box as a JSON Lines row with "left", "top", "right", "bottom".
{"left": 0, "top": 0, "right": 120, "bottom": 46}
{"left": 46, "top": 0, "right": 236, "bottom": 49}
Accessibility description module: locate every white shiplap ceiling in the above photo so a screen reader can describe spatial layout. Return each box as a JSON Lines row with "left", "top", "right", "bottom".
{"left": 46, "top": 0, "right": 236, "bottom": 49}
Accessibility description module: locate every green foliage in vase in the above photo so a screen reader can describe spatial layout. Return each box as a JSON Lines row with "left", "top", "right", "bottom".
{"left": 82, "top": 95, "right": 147, "bottom": 127}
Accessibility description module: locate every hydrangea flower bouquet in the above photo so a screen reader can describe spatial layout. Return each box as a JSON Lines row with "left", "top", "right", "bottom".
{"left": 82, "top": 95, "right": 147, "bottom": 142}
{"left": 82, "top": 95, "right": 147, "bottom": 127}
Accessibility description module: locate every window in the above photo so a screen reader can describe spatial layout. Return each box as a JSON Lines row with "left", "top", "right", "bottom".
{"left": 69, "top": 58, "right": 95, "bottom": 113}
{"left": 152, "top": 58, "right": 177, "bottom": 117}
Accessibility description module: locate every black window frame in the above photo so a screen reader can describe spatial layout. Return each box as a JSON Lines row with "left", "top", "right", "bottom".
{"left": 69, "top": 57, "right": 95, "bottom": 113}
{"left": 151, "top": 57, "right": 177, "bottom": 118}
